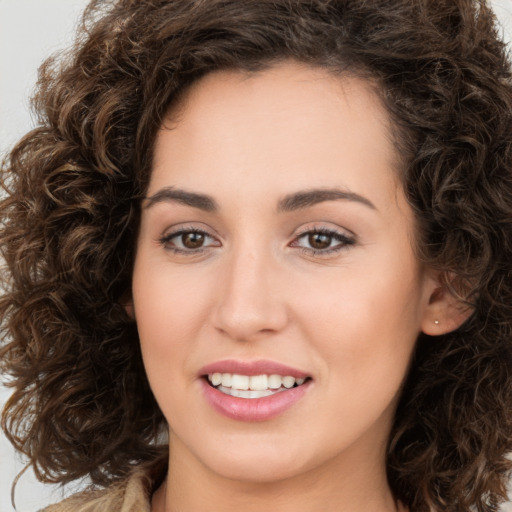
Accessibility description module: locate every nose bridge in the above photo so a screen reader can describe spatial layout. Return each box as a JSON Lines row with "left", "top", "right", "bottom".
{"left": 214, "top": 239, "right": 287, "bottom": 340}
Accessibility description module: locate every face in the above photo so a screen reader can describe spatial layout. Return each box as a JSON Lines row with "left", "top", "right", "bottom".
{"left": 132, "top": 62, "right": 437, "bottom": 485}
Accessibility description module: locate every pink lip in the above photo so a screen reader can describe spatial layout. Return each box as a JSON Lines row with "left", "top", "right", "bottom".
{"left": 199, "top": 359, "right": 309, "bottom": 378}
{"left": 198, "top": 359, "right": 312, "bottom": 422}
{"left": 200, "top": 378, "right": 311, "bottom": 422}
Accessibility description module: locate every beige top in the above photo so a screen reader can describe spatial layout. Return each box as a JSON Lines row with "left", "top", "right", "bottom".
{"left": 42, "top": 470, "right": 151, "bottom": 512}
{"left": 42, "top": 470, "right": 410, "bottom": 512}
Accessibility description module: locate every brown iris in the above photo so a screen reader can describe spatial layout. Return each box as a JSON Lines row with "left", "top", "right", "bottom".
{"left": 308, "top": 233, "right": 332, "bottom": 250}
{"left": 181, "top": 232, "right": 205, "bottom": 249}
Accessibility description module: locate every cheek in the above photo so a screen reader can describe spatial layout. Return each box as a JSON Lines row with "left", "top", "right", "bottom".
{"left": 291, "top": 273, "right": 421, "bottom": 442}
{"left": 131, "top": 259, "right": 212, "bottom": 396}
{"left": 291, "top": 256, "right": 425, "bottom": 384}
{"left": 133, "top": 257, "right": 211, "bottom": 339}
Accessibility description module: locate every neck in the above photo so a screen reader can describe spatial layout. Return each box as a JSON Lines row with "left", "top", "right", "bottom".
{"left": 152, "top": 433, "right": 399, "bottom": 512}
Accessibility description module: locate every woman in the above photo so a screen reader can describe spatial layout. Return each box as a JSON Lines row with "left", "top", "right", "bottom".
{"left": 1, "top": 1, "right": 512, "bottom": 511}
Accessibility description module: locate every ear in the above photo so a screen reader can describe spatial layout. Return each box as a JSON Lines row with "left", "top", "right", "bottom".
{"left": 421, "top": 272, "right": 474, "bottom": 336}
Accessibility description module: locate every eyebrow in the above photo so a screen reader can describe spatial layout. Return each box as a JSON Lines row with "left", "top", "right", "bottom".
{"left": 143, "top": 187, "right": 218, "bottom": 211}
{"left": 277, "top": 188, "right": 376, "bottom": 212}
{"left": 143, "top": 186, "right": 376, "bottom": 212}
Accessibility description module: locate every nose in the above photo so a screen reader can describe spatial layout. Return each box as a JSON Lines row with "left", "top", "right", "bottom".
{"left": 213, "top": 246, "right": 288, "bottom": 341}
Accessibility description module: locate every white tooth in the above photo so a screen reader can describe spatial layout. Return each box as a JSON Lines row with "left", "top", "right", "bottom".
{"left": 217, "top": 385, "right": 230, "bottom": 395}
{"left": 282, "top": 376, "right": 295, "bottom": 388}
{"left": 230, "top": 388, "right": 241, "bottom": 398}
{"left": 231, "top": 374, "right": 249, "bottom": 390}
{"left": 208, "top": 374, "right": 213, "bottom": 382}
{"left": 245, "top": 389, "right": 275, "bottom": 398}
{"left": 216, "top": 385, "right": 284, "bottom": 399}
{"left": 249, "top": 374, "right": 268, "bottom": 391}
{"left": 296, "top": 377, "right": 305, "bottom": 385}
{"left": 211, "top": 373, "right": 222, "bottom": 386}
{"left": 221, "top": 373, "right": 232, "bottom": 387}
{"left": 268, "top": 374, "right": 282, "bottom": 389}
{"left": 252, "top": 389, "right": 274, "bottom": 398}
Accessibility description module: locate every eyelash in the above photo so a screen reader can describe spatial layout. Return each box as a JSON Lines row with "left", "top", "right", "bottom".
{"left": 159, "top": 227, "right": 356, "bottom": 256}
{"left": 291, "top": 228, "right": 356, "bottom": 256}
{"left": 159, "top": 227, "right": 217, "bottom": 254}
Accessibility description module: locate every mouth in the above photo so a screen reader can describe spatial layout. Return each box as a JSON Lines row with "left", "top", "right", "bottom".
{"left": 205, "top": 373, "right": 311, "bottom": 399}
{"left": 200, "top": 362, "right": 313, "bottom": 421}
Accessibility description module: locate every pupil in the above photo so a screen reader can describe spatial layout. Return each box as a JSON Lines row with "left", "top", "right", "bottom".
{"left": 309, "top": 233, "right": 331, "bottom": 249}
{"left": 183, "top": 232, "right": 204, "bottom": 248}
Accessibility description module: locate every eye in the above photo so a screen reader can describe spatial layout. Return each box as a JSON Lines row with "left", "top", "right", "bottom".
{"left": 160, "top": 228, "right": 220, "bottom": 253}
{"left": 291, "top": 228, "right": 355, "bottom": 255}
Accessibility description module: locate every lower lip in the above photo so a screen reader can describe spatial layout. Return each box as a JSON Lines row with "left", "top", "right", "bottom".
{"left": 201, "top": 379, "right": 311, "bottom": 422}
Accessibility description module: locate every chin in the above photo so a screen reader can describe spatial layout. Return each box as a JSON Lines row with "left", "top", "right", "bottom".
{"left": 211, "top": 458, "right": 306, "bottom": 484}
{"left": 192, "top": 439, "right": 314, "bottom": 484}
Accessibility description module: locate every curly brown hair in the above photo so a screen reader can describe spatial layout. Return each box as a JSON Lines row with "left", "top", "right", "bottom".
{"left": 1, "top": 0, "right": 512, "bottom": 510}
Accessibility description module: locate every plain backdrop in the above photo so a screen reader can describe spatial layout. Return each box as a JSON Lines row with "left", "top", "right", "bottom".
{"left": 1, "top": 0, "right": 512, "bottom": 510}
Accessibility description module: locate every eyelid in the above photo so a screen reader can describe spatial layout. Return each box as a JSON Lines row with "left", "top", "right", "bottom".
{"left": 157, "top": 222, "right": 355, "bottom": 256}
{"left": 293, "top": 223, "right": 356, "bottom": 239}
{"left": 159, "top": 225, "right": 221, "bottom": 253}
{"left": 289, "top": 224, "right": 357, "bottom": 255}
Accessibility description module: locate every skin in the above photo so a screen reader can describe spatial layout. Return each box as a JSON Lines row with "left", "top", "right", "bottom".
{"left": 131, "top": 61, "right": 460, "bottom": 512}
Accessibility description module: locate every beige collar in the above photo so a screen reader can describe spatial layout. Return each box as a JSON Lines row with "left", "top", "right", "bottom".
{"left": 43, "top": 470, "right": 151, "bottom": 512}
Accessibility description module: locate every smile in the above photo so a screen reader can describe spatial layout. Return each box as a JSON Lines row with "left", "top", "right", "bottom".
{"left": 207, "top": 373, "right": 307, "bottom": 399}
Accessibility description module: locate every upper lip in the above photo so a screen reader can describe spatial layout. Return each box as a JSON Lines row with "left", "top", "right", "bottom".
{"left": 199, "top": 359, "right": 310, "bottom": 379}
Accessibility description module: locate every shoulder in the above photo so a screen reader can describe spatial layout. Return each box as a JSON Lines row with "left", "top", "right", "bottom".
{"left": 41, "top": 470, "right": 152, "bottom": 512}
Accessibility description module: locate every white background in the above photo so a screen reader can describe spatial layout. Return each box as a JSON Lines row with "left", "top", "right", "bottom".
{"left": 1, "top": 0, "right": 512, "bottom": 510}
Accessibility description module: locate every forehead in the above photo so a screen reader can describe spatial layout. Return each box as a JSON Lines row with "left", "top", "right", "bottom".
{"left": 160, "top": 62, "right": 392, "bottom": 150}
{"left": 150, "top": 61, "right": 402, "bottom": 211}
